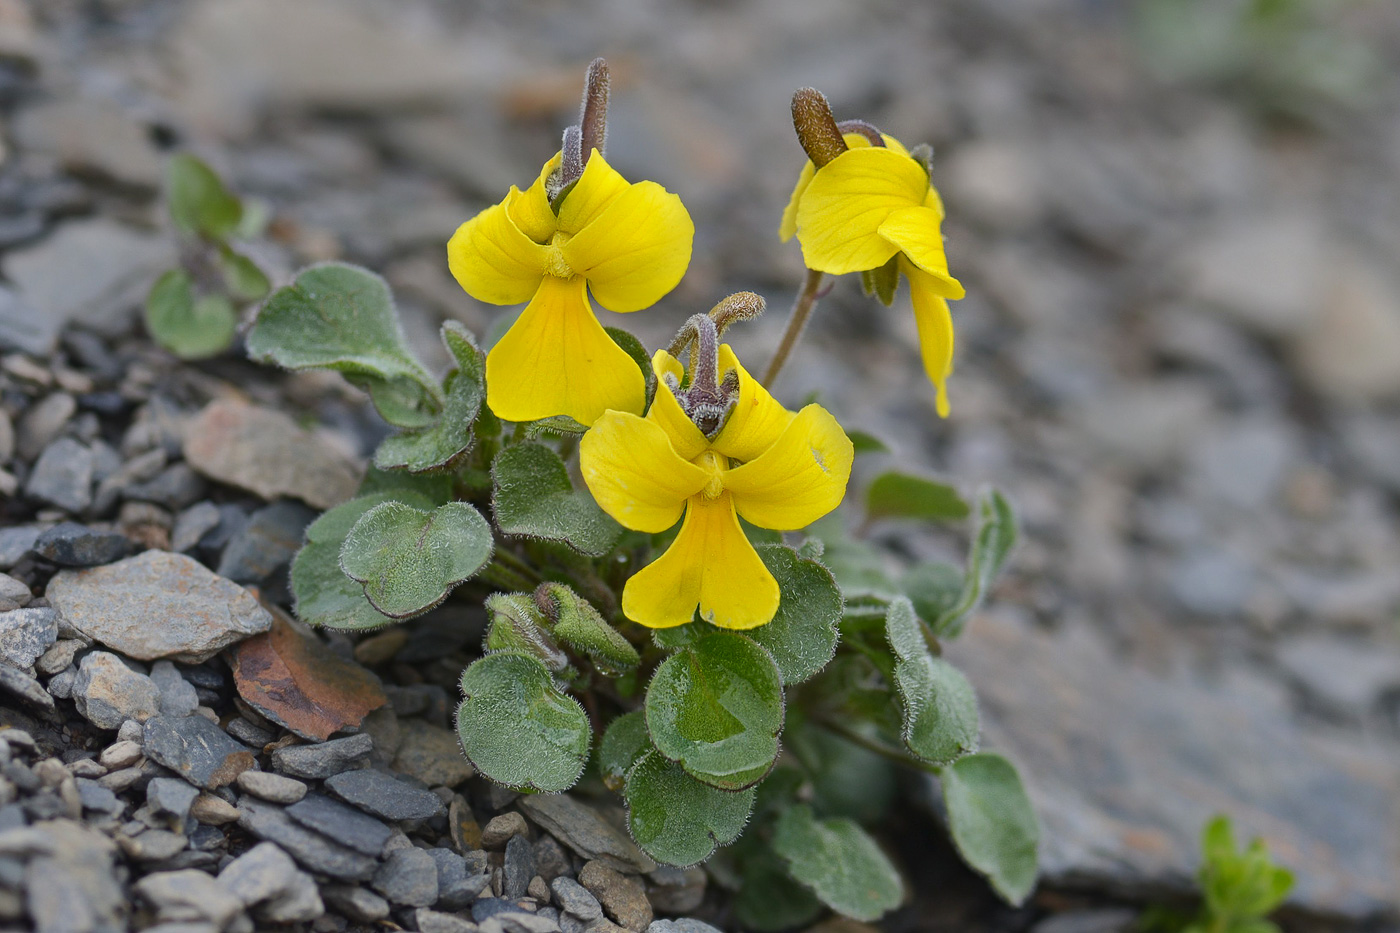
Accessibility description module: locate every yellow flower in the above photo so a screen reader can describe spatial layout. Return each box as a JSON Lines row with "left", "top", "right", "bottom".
{"left": 580, "top": 346, "right": 853, "bottom": 630}
{"left": 448, "top": 150, "right": 694, "bottom": 426}
{"left": 781, "top": 132, "right": 966, "bottom": 417}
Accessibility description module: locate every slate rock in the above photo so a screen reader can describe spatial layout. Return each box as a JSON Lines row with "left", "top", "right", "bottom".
{"left": 183, "top": 399, "right": 361, "bottom": 510}
{"left": 1, "top": 664, "right": 57, "bottom": 712}
{"left": 0, "top": 283, "right": 58, "bottom": 356}
{"left": 75, "top": 778, "right": 123, "bottom": 818}
{"left": 392, "top": 718, "right": 475, "bottom": 787}
{"left": 135, "top": 868, "right": 244, "bottom": 929}
{"left": 149, "top": 661, "right": 200, "bottom": 717}
{"left": 171, "top": 501, "right": 222, "bottom": 553}
{"left": 14, "top": 96, "right": 164, "bottom": 189}
{"left": 236, "top": 796, "right": 378, "bottom": 881}
{"left": 286, "top": 792, "right": 393, "bottom": 857}
{"left": 0, "top": 573, "right": 31, "bottom": 611}
{"left": 503, "top": 833, "right": 536, "bottom": 899}
{"left": 219, "top": 841, "right": 324, "bottom": 922}
{"left": 271, "top": 733, "right": 373, "bottom": 779}
{"left": 143, "top": 715, "right": 256, "bottom": 789}
{"left": 372, "top": 845, "right": 439, "bottom": 907}
{"left": 551, "top": 876, "right": 601, "bottom": 921}
{"left": 23, "top": 819, "right": 124, "bottom": 933}
{"left": 24, "top": 437, "right": 93, "bottom": 513}
{"left": 0, "top": 606, "right": 57, "bottom": 670}
{"left": 416, "top": 907, "right": 482, "bottom": 933}
{"left": 645, "top": 922, "right": 723, "bottom": 933}
{"left": 320, "top": 884, "right": 390, "bottom": 922}
{"left": 147, "top": 777, "right": 199, "bottom": 831}
{"left": 125, "top": 463, "right": 207, "bottom": 511}
{"left": 217, "top": 500, "right": 316, "bottom": 584}
{"left": 428, "top": 846, "right": 490, "bottom": 910}
{"left": 578, "top": 862, "right": 652, "bottom": 932}
{"left": 32, "top": 523, "right": 131, "bottom": 567}
{"left": 17, "top": 393, "right": 76, "bottom": 463}
{"left": 47, "top": 550, "right": 272, "bottom": 663}
{"left": 324, "top": 767, "right": 446, "bottom": 821}
{"left": 236, "top": 769, "right": 307, "bottom": 804}
{"left": 0, "top": 526, "right": 46, "bottom": 571}
{"left": 72, "top": 652, "right": 161, "bottom": 729}
{"left": 518, "top": 796, "right": 655, "bottom": 874}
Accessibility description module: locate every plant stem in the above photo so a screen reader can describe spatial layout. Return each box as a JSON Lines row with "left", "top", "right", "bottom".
{"left": 762, "top": 268, "right": 825, "bottom": 388}
{"left": 813, "top": 716, "right": 940, "bottom": 775}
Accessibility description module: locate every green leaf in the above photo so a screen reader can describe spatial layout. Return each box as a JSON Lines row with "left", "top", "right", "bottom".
{"left": 340, "top": 501, "right": 492, "bottom": 619}
{"left": 625, "top": 749, "right": 755, "bottom": 867}
{"left": 484, "top": 593, "right": 567, "bottom": 672}
{"left": 733, "top": 845, "right": 824, "bottom": 932}
{"left": 167, "top": 153, "right": 242, "bottom": 238}
{"left": 859, "top": 253, "right": 900, "bottom": 307}
{"left": 645, "top": 631, "right": 784, "bottom": 790}
{"left": 221, "top": 248, "right": 270, "bottom": 302}
{"left": 934, "top": 490, "right": 1018, "bottom": 638}
{"left": 866, "top": 471, "right": 970, "bottom": 524}
{"left": 847, "top": 431, "right": 890, "bottom": 455}
{"left": 772, "top": 804, "right": 903, "bottom": 921}
{"left": 605, "top": 326, "right": 657, "bottom": 412}
{"left": 537, "top": 583, "right": 639, "bottom": 675}
{"left": 941, "top": 753, "right": 1039, "bottom": 905}
{"left": 246, "top": 262, "right": 441, "bottom": 428}
{"left": 374, "top": 322, "right": 485, "bottom": 473}
{"left": 809, "top": 516, "right": 900, "bottom": 602}
{"left": 355, "top": 467, "right": 455, "bottom": 504}
{"left": 456, "top": 652, "right": 590, "bottom": 792}
{"left": 144, "top": 270, "right": 237, "bottom": 360}
{"left": 492, "top": 442, "right": 622, "bottom": 557}
{"left": 1197, "top": 816, "right": 1294, "bottom": 924}
{"left": 598, "top": 711, "right": 651, "bottom": 791}
{"left": 886, "top": 597, "right": 978, "bottom": 764}
{"left": 901, "top": 561, "right": 964, "bottom": 623}
{"left": 747, "top": 545, "right": 843, "bottom": 685}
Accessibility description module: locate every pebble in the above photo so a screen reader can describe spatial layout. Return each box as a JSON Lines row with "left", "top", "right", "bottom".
{"left": 551, "top": 877, "right": 602, "bottom": 921}
{"left": 135, "top": 868, "right": 246, "bottom": 929}
{"left": 22, "top": 820, "right": 123, "bottom": 932}
{"left": 236, "top": 769, "right": 307, "bottom": 804}
{"left": 146, "top": 777, "right": 199, "bottom": 830}
{"left": 15, "top": 393, "right": 75, "bottom": 462}
{"left": 416, "top": 908, "right": 481, "bottom": 933}
{"left": 125, "top": 463, "right": 208, "bottom": 511}
{"left": 372, "top": 845, "right": 439, "bottom": 907}
{"left": 0, "top": 664, "right": 53, "bottom": 712}
{"left": 143, "top": 715, "right": 256, "bottom": 789}
{"left": 149, "top": 661, "right": 200, "bottom": 717}
{"left": 320, "top": 884, "right": 390, "bottom": 923}
{"left": 0, "top": 573, "right": 31, "bottom": 611}
{"left": 324, "top": 767, "right": 445, "bottom": 821}
{"left": 24, "top": 437, "right": 93, "bottom": 513}
{"left": 0, "top": 606, "right": 57, "bottom": 670}
{"left": 35, "top": 638, "right": 81, "bottom": 676}
{"left": 30, "top": 522, "right": 131, "bottom": 567}
{"left": 98, "top": 740, "right": 143, "bottom": 770}
{"left": 171, "top": 501, "right": 223, "bottom": 553}
{"left": 47, "top": 550, "right": 272, "bottom": 663}
{"left": 533, "top": 835, "right": 571, "bottom": 882}
{"left": 219, "top": 841, "right": 324, "bottom": 921}
{"left": 503, "top": 834, "right": 535, "bottom": 898}
{"left": 72, "top": 651, "right": 161, "bottom": 729}
{"left": 75, "top": 778, "right": 123, "bottom": 817}
{"left": 518, "top": 796, "right": 655, "bottom": 874}
{"left": 577, "top": 862, "right": 652, "bottom": 933}
{"left": 286, "top": 792, "right": 393, "bottom": 857}
{"left": 189, "top": 794, "right": 241, "bottom": 826}
{"left": 217, "top": 499, "right": 317, "bottom": 584}
{"left": 0, "top": 285, "right": 57, "bottom": 357}
{"left": 272, "top": 733, "right": 374, "bottom": 779}
{"left": 429, "top": 846, "right": 490, "bottom": 910}
{"left": 119, "top": 828, "right": 189, "bottom": 861}
{"left": 237, "top": 797, "right": 378, "bottom": 881}
{"left": 646, "top": 866, "right": 704, "bottom": 913}
{"left": 393, "top": 719, "right": 475, "bottom": 787}
{"left": 481, "top": 812, "right": 529, "bottom": 848}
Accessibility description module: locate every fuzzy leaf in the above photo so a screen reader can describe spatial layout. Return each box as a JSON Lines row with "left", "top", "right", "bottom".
{"left": 492, "top": 443, "right": 621, "bottom": 556}
{"left": 901, "top": 561, "right": 964, "bottom": 623}
{"left": 886, "top": 597, "right": 978, "bottom": 764}
{"left": 746, "top": 545, "right": 843, "bottom": 684}
{"left": 145, "top": 270, "right": 237, "bottom": 360}
{"left": 375, "top": 322, "right": 485, "bottom": 473}
{"left": 456, "top": 651, "right": 590, "bottom": 792}
{"left": 221, "top": 248, "right": 270, "bottom": 302}
{"left": 733, "top": 847, "right": 823, "bottom": 932}
{"left": 246, "top": 262, "right": 441, "bottom": 428}
{"left": 605, "top": 326, "right": 657, "bottom": 411}
{"left": 484, "top": 593, "right": 568, "bottom": 672}
{"left": 772, "top": 804, "right": 903, "bottom": 921}
{"left": 866, "top": 471, "right": 969, "bottom": 523}
{"left": 934, "top": 489, "right": 1017, "bottom": 638}
{"left": 598, "top": 710, "right": 651, "bottom": 791}
{"left": 537, "top": 583, "right": 639, "bottom": 674}
{"left": 625, "top": 749, "right": 755, "bottom": 867}
{"left": 168, "top": 153, "right": 242, "bottom": 238}
{"left": 645, "top": 631, "right": 784, "bottom": 790}
{"left": 941, "top": 753, "right": 1040, "bottom": 905}
{"left": 340, "top": 501, "right": 492, "bottom": 619}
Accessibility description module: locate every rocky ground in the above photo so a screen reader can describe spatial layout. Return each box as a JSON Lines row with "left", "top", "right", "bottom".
{"left": 1, "top": 0, "right": 1400, "bottom": 931}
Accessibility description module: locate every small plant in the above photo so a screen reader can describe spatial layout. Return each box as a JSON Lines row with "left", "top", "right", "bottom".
{"left": 1141, "top": 816, "right": 1295, "bottom": 933}
{"left": 246, "top": 60, "right": 1039, "bottom": 925}
{"left": 145, "top": 153, "right": 270, "bottom": 359}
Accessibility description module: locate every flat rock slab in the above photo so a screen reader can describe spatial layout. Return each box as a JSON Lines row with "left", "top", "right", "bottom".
{"left": 183, "top": 399, "right": 362, "bottom": 510}
{"left": 325, "top": 768, "right": 445, "bottom": 821}
{"left": 944, "top": 612, "right": 1400, "bottom": 918}
{"left": 517, "top": 795, "right": 655, "bottom": 875}
{"left": 143, "top": 714, "right": 256, "bottom": 789}
{"left": 46, "top": 550, "right": 271, "bottom": 663}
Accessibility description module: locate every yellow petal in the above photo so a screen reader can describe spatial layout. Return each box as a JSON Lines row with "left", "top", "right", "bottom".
{"left": 779, "top": 133, "right": 900, "bottom": 243}
{"left": 580, "top": 411, "right": 709, "bottom": 533}
{"left": 725, "top": 404, "right": 854, "bottom": 530}
{"left": 484, "top": 275, "right": 646, "bottom": 425}
{"left": 793, "top": 146, "right": 928, "bottom": 275}
{"left": 645, "top": 350, "right": 710, "bottom": 462}
{"left": 621, "top": 493, "right": 780, "bottom": 630}
{"left": 710, "top": 345, "right": 794, "bottom": 463}
{"left": 564, "top": 180, "right": 694, "bottom": 313}
{"left": 447, "top": 200, "right": 547, "bottom": 305}
{"left": 507, "top": 153, "right": 562, "bottom": 244}
{"left": 904, "top": 258, "right": 956, "bottom": 418}
{"left": 555, "top": 150, "right": 631, "bottom": 235}
{"left": 877, "top": 205, "right": 965, "bottom": 299}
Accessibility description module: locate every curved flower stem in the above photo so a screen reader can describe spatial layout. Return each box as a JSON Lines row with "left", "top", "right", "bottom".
{"left": 762, "top": 268, "right": 825, "bottom": 389}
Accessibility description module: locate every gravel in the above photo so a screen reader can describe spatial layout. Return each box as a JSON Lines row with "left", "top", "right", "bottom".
{"left": 324, "top": 767, "right": 446, "bottom": 820}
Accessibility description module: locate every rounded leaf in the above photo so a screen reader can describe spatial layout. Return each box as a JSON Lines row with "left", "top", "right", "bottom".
{"left": 598, "top": 711, "right": 650, "bottom": 790}
{"left": 941, "top": 753, "right": 1039, "bottom": 905}
{"left": 866, "top": 471, "right": 969, "bottom": 523}
{"left": 748, "top": 545, "right": 843, "bottom": 685}
{"left": 168, "top": 153, "right": 242, "bottom": 238}
{"left": 772, "top": 805, "right": 903, "bottom": 922}
{"left": 374, "top": 323, "right": 485, "bottom": 474}
{"left": 145, "top": 270, "right": 237, "bottom": 360}
{"left": 456, "top": 652, "right": 590, "bottom": 792}
{"left": 493, "top": 443, "right": 622, "bottom": 557}
{"left": 625, "top": 750, "right": 755, "bottom": 867}
{"left": 645, "top": 631, "right": 783, "bottom": 790}
{"left": 340, "top": 501, "right": 493, "bottom": 619}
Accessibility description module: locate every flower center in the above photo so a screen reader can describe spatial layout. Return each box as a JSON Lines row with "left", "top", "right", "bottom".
{"left": 544, "top": 231, "right": 573, "bottom": 279}
{"left": 695, "top": 450, "right": 727, "bottom": 500}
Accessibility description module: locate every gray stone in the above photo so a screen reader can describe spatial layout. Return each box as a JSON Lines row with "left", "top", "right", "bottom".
{"left": 286, "top": 792, "right": 393, "bottom": 857}
{"left": 372, "top": 846, "right": 439, "bottom": 907}
{"left": 47, "top": 550, "right": 272, "bottom": 663}
{"left": 0, "top": 607, "right": 57, "bottom": 670}
{"left": 147, "top": 777, "right": 199, "bottom": 831}
{"left": 503, "top": 834, "right": 535, "bottom": 899}
{"left": 118, "top": 828, "right": 187, "bottom": 861}
{"left": 99, "top": 740, "right": 143, "bottom": 770}
{"left": 255, "top": 868, "right": 323, "bottom": 923}
{"left": 217, "top": 500, "right": 317, "bottom": 584}
{"left": 14, "top": 96, "right": 164, "bottom": 189}
{"left": 24, "top": 820, "right": 124, "bottom": 933}
{"left": 944, "top": 610, "right": 1400, "bottom": 917}
{"left": 550, "top": 877, "right": 601, "bottom": 921}
{"left": 492, "top": 911, "right": 562, "bottom": 933}
{"left": 73, "top": 652, "right": 161, "bottom": 729}
{"left": 324, "top": 767, "right": 445, "bottom": 821}
{"left": 172, "top": 501, "right": 223, "bottom": 553}
{"left": 0, "top": 526, "right": 45, "bottom": 571}
{"left": 149, "top": 661, "right": 200, "bottom": 717}
{"left": 31, "top": 523, "right": 131, "bottom": 567}
{"left": 644, "top": 866, "right": 704, "bottom": 914}
{"left": 577, "top": 862, "right": 651, "bottom": 932}
{"left": 75, "top": 778, "right": 123, "bottom": 818}
{"left": 1276, "top": 635, "right": 1400, "bottom": 722}
{"left": 125, "top": 463, "right": 208, "bottom": 511}
{"left": 1293, "top": 251, "right": 1400, "bottom": 402}
{"left": 518, "top": 796, "right": 655, "bottom": 875}
{"left": 219, "top": 841, "right": 324, "bottom": 922}
{"left": 3, "top": 664, "right": 57, "bottom": 712}
{"left": 1169, "top": 547, "right": 1255, "bottom": 617}
{"left": 25, "top": 438, "right": 93, "bottom": 513}
{"left": 16, "top": 393, "right": 75, "bottom": 463}
{"left": 135, "top": 868, "right": 245, "bottom": 929}
{"left": 143, "top": 715, "right": 256, "bottom": 789}
{"left": 392, "top": 718, "right": 475, "bottom": 787}
{"left": 224, "top": 717, "right": 275, "bottom": 749}
{"left": 237, "top": 797, "right": 377, "bottom": 881}
{"left": 321, "top": 884, "right": 390, "bottom": 922}
{"left": 645, "top": 922, "right": 722, "bottom": 933}
{"left": 428, "top": 846, "right": 490, "bottom": 910}
{"left": 0, "top": 573, "right": 30, "bottom": 612}
{"left": 1188, "top": 416, "right": 1298, "bottom": 509}
{"left": 272, "top": 733, "right": 374, "bottom": 779}
{"left": 0, "top": 284, "right": 58, "bottom": 357}
{"left": 236, "top": 769, "right": 307, "bottom": 804}
{"left": 36, "top": 638, "right": 82, "bottom": 676}
{"left": 416, "top": 908, "right": 481, "bottom": 933}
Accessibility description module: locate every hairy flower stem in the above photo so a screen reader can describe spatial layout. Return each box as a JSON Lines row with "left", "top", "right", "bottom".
{"left": 478, "top": 560, "right": 539, "bottom": 593}
{"left": 762, "top": 267, "right": 825, "bottom": 388}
